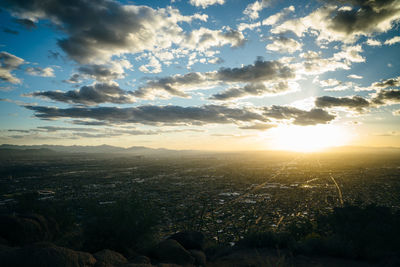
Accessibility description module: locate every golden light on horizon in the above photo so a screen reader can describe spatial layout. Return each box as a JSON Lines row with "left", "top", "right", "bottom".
{"left": 268, "top": 124, "right": 351, "bottom": 152}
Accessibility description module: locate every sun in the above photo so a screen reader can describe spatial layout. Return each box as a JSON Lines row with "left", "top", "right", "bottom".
{"left": 267, "top": 124, "right": 351, "bottom": 152}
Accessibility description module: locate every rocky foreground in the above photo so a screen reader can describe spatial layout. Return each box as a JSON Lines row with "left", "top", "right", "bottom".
{"left": 0, "top": 213, "right": 385, "bottom": 266}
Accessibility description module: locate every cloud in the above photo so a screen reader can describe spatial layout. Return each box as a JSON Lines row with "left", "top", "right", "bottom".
{"left": 24, "top": 103, "right": 335, "bottom": 127}
{"left": 371, "top": 76, "right": 400, "bottom": 89}
{"left": 333, "top": 45, "right": 365, "bottom": 63}
{"left": 324, "top": 82, "right": 354, "bottom": 92}
{"left": 373, "top": 131, "right": 399, "bottom": 137}
{"left": 63, "top": 74, "right": 81, "bottom": 84}
{"left": 244, "top": 0, "right": 271, "bottom": 20}
{"left": 266, "top": 36, "right": 302, "bottom": 54}
{"left": 14, "top": 18, "right": 36, "bottom": 29}
{"left": 237, "top": 21, "right": 261, "bottom": 31}
{"left": 189, "top": 0, "right": 225, "bottom": 9}
{"left": 365, "top": 39, "right": 381, "bottom": 46}
{"left": 3, "top": 28, "right": 19, "bottom": 35}
{"left": 24, "top": 104, "right": 265, "bottom": 126}
{"left": 299, "top": 50, "right": 350, "bottom": 75}
{"left": 135, "top": 58, "right": 295, "bottom": 99}
{"left": 263, "top": 105, "right": 336, "bottom": 126}
{"left": 1, "top": 0, "right": 209, "bottom": 64}
{"left": 313, "top": 77, "right": 355, "bottom": 91}
{"left": 384, "top": 36, "right": 400, "bottom": 45}
{"left": 315, "top": 89, "right": 400, "bottom": 112}
{"left": 77, "top": 60, "right": 132, "bottom": 81}
{"left": 370, "top": 89, "right": 400, "bottom": 105}
{"left": 25, "top": 66, "right": 55, "bottom": 77}
{"left": 262, "top": 5, "right": 295, "bottom": 25}
{"left": 27, "top": 82, "right": 135, "bottom": 105}
{"left": 183, "top": 27, "right": 246, "bottom": 51}
{"left": 315, "top": 95, "right": 370, "bottom": 112}
{"left": 317, "top": 78, "right": 341, "bottom": 87}
{"left": 210, "top": 81, "right": 298, "bottom": 101}
{"left": 272, "top": 1, "right": 400, "bottom": 43}
{"left": 239, "top": 123, "right": 276, "bottom": 130}
{"left": 0, "top": 51, "right": 25, "bottom": 84}
{"left": 347, "top": 74, "right": 363, "bottom": 79}
{"left": 138, "top": 56, "right": 162, "bottom": 74}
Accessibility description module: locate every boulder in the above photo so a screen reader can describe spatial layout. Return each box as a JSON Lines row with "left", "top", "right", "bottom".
{"left": 0, "top": 236, "right": 8, "bottom": 246}
{"left": 189, "top": 250, "right": 206, "bottom": 266}
{"left": 130, "top": 255, "right": 151, "bottom": 264}
{"left": 168, "top": 231, "right": 205, "bottom": 251}
{"left": 149, "top": 239, "right": 194, "bottom": 265}
{"left": 94, "top": 249, "right": 128, "bottom": 267}
{"left": 0, "top": 213, "right": 56, "bottom": 246}
{"left": 0, "top": 242, "right": 96, "bottom": 267}
{"left": 120, "top": 264, "right": 153, "bottom": 267}
{"left": 157, "top": 264, "right": 182, "bottom": 267}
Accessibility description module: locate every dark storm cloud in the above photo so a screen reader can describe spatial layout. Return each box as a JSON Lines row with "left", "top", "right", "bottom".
{"left": 135, "top": 58, "right": 295, "bottom": 99}
{"left": 63, "top": 73, "right": 81, "bottom": 84}
{"left": 215, "top": 58, "right": 294, "bottom": 83}
{"left": 0, "top": 51, "right": 25, "bottom": 84}
{"left": 24, "top": 105, "right": 266, "bottom": 125}
{"left": 328, "top": 0, "right": 400, "bottom": 37}
{"left": 239, "top": 123, "right": 276, "bottom": 130}
{"left": 371, "top": 89, "right": 400, "bottom": 105}
{"left": 133, "top": 72, "right": 208, "bottom": 98}
{"left": 78, "top": 64, "right": 124, "bottom": 81}
{"left": 292, "top": 108, "right": 336, "bottom": 126}
{"left": 70, "top": 120, "right": 111, "bottom": 126}
{"left": 0, "top": 0, "right": 211, "bottom": 64}
{"left": 28, "top": 83, "right": 135, "bottom": 105}
{"left": 263, "top": 106, "right": 336, "bottom": 125}
{"left": 24, "top": 103, "right": 336, "bottom": 127}
{"left": 3, "top": 28, "right": 19, "bottom": 35}
{"left": 219, "top": 29, "right": 247, "bottom": 48}
{"left": 371, "top": 76, "right": 400, "bottom": 88}
{"left": 316, "top": 90, "right": 400, "bottom": 111}
{"left": 14, "top": 18, "right": 36, "bottom": 29}
{"left": 1, "top": 0, "right": 145, "bottom": 63}
{"left": 273, "top": 0, "right": 400, "bottom": 42}
{"left": 315, "top": 95, "right": 370, "bottom": 111}
{"left": 210, "top": 82, "right": 292, "bottom": 100}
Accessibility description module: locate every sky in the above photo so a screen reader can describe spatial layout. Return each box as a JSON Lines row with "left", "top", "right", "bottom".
{"left": 0, "top": 0, "right": 399, "bottom": 151}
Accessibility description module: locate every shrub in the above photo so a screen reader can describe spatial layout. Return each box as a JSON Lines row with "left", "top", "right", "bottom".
{"left": 82, "top": 193, "right": 159, "bottom": 253}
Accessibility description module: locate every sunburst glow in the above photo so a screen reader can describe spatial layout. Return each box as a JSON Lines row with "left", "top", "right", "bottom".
{"left": 269, "top": 124, "right": 350, "bottom": 152}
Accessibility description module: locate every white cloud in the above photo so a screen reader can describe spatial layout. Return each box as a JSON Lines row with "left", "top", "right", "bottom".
{"left": 189, "top": 0, "right": 225, "bottom": 9}
{"left": 348, "top": 74, "right": 363, "bottom": 79}
{"left": 183, "top": 27, "right": 246, "bottom": 51}
{"left": 266, "top": 36, "right": 302, "bottom": 54}
{"left": 366, "top": 39, "right": 382, "bottom": 46}
{"left": 244, "top": 0, "right": 271, "bottom": 20}
{"left": 25, "top": 66, "right": 55, "bottom": 77}
{"left": 384, "top": 36, "right": 400, "bottom": 45}
{"left": 324, "top": 82, "right": 355, "bottom": 92}
{"left": 237, "top": 21, "right": 261, "bottom": 31}
{"left": 139, "top": 56, "right": 162, "bottom": 74}
{"left": 318, "top": 78, "right": 341, "bottom": 87}
{"left": 262, "top": 6, "right": 295, "bottom": 26}
{"left": 333, "top": 45, "right": 365, "bottom": 63}
{"left": 272, "top": 2, "right": 400, "bottom": 43}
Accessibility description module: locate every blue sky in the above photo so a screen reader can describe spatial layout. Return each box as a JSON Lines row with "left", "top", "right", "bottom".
{"left": 0, "top": 0, "right": 399, "bottom": 151}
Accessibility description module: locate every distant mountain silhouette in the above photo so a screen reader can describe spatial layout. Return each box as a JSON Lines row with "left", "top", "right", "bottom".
{"left": 0, "top": 144, "right": 196, "bottom": 156}
{"left": 1, "top": 144, "right": 399, "bottom": 155}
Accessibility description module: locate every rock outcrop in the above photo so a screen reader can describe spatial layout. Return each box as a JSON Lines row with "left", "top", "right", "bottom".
{"left": 0, "top": 242, "right": 96, "bottom": 267}
{"left": 148, "top": 239, "right": 194, "bottom": 266}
